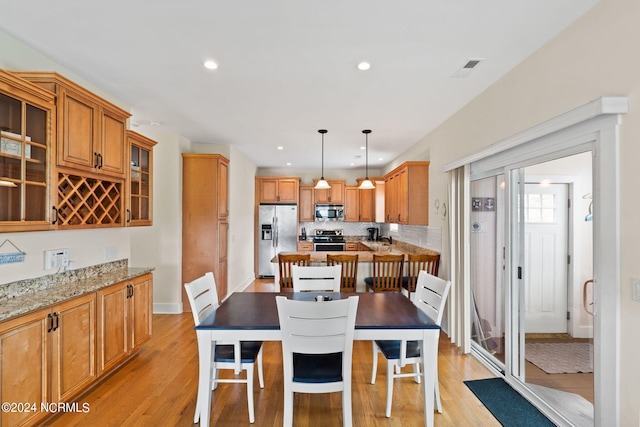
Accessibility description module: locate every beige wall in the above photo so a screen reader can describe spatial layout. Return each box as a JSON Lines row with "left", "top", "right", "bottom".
{"left": 408, "top": 0, "right": 639, "bottom": 423}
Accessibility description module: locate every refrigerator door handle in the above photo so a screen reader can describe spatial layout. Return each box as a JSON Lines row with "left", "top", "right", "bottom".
{"left": 273, "top": 217, "right": 278, "bottom": 248}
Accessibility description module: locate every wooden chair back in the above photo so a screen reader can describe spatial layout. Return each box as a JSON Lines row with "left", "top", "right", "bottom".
{"left": 370, "top": 254, "right": 404, "bottom": 292}
{"left": 326, "top": 253, "right": 359, "bottom": 292}
{"left": 278, "top": 253, "right": 311, "bottom": 290}
{"left": 291, "top": 265, "right": 341, "bottom": 292}
{"left": 404, "top": 253, "right": 440, "bottom": 299}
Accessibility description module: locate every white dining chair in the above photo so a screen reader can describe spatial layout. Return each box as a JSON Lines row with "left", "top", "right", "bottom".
{"left": 291, "top": 264, "right": 342, "bottom": 292}
{"left": 184, "top": 272, "right": 264, "bottom": 424}
{"left": 276, "top": 295, "right": 359, "bottom": 427}
{"left": 370, "top": 271, "right": 451, "bottom": 417}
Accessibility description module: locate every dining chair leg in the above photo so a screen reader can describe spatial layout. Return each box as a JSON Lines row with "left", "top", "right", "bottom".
{"left": 435, "top": 370, "right": 442, "bottom": 413}
{"left": 283, "top": 385, "right": 293, "bottom": 427}
{"left": 413, "top": 362, "right": 421, "bottom": 384}
{"left": 247, "top": 364, "right": 255, "bottom": 423}
{"left": 342, "top": 389, "right": 353, "bottom": 427}
{"left": 257, "top": 346, "right": 265, "bottom": 388}
{"left": 385, "top": 359, "right": 395, "bottom": 418}
{"left": 371, "top": 343, "right": 379, "bottom": 384}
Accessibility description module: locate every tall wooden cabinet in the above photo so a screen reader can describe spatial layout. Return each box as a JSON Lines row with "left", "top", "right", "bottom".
{"left": 182, "top": 154, "right": 230, "bottom": 305}
{"left": 384, "top": 161, "right": 429, "bottom": 225}
{"left": 298, "top": 184, "right": 315, "bottom": 222}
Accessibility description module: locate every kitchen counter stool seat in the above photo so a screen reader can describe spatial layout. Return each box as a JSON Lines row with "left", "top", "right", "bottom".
{"left": 364, "top": 254, "right": 404, "bottom": 292}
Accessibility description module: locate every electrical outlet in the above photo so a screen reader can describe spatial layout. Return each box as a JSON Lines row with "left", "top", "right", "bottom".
{"left": 44, "top": 249, "right": 69, "bottom": 270}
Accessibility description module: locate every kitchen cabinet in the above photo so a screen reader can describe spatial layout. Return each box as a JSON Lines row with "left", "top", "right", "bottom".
{"left": 183, "top": 155, "right": 230, "bottom": 304}
{"left": 384, "top": 161, "right": 429, "bottom": 225}
{"left": 13, "top": 71, "right": 131, "bottom": 179}
{"left": 344, "top": 185, "right": 359, "bottom": 221}
{"left": 97, "top": 273, "right": 152, "bottom": 375}
{"left": 297, "top": 241, "right": 314, "bottom": 251}
{"left": 256, "top": 176, "right": 299, "bottom": 204}
{"left": 346, "top": 242, "right": 359, "bottom": 251}
{"left": 313, "top": 179, "right": 345, "bottom": 204}
{"left": 126, "top": 131, "right": 157, "bottom": 226}
{"left": 298, "top": 184, "right": 315, "bottom": 222}
{"left": 0, "top": 293, "right": 96, "bottom": 427}
{"left": 345, "top": 180, "right": 377, "bottom": 222}
{"left": 0, "top": 69, "right": 55, "bottom": 232}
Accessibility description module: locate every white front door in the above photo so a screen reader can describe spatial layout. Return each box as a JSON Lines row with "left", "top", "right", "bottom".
{"left": 523, "top": 183, "right": 569, "bottom": 333}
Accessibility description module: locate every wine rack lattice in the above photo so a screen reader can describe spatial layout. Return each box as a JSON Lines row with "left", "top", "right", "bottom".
{"left": 57, "top": 173, "right": 122, "bottom": 226}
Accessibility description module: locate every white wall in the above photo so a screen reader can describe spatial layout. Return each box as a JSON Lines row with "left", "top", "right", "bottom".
{"left": 404, "top": 0, "right": 639, "bottom": 422}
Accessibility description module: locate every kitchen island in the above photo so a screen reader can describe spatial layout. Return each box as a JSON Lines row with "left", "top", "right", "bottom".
{"left": 270, "top": 239, "right": 439, "bottom": 292}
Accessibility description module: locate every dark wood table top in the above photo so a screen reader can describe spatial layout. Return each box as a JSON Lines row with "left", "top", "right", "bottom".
{"left": 196, "top": 292, "right": 440, "bottom": 331}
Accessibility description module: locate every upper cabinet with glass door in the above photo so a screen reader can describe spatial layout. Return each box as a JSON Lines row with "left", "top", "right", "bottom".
{"left": 0, "top": 70, "right": 55, "bottom": 232}
{"left": 126, "top": 130, "right": 156, "bottom": 226}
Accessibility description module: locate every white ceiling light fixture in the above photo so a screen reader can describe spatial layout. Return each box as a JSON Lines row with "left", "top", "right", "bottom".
{"left": 204, "top": 60, "right": 218, "bottom": 70}
{"left": 314, "top": 129, "right": 331, "bottom": 190}
{"left": 358, "top": 129, "right": 375, "bottom": 190}
{"left": 357, "top": 61, "right": 371, "bottom": 71}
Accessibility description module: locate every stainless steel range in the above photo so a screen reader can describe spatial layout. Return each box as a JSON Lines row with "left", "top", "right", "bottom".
{"left": 313, "top": 229, "right": 345, "bottom": 251}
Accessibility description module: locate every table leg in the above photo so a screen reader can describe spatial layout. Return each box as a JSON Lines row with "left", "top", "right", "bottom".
{"left": 196, "top": 330, "right": 213, "bottom": 427}
{"left": 421, "top": 330, "right": 438, "bottom": 427}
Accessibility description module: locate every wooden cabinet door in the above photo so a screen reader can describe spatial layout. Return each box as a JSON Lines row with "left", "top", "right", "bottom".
{"left": 97, "top": 281, "right": 129, "bottom": 375}
{"left": 127, "top": 131, "right": 156, "bottom": 226}
{"left": 358, "top": 187, "right": 375, "bottom": 222}
{"left": 100, "top": 108, "right": 127, "bottom": 177}
{"left": 314, "top": 179, "right": 345, "bottom": 203}
{"left": 276, "top": 178, "right": 298, "bottom": 203}
{"left": 0, "top": 310, "right": 50, "bottom": 427}
{"left": 258, "top": 178, "right": 279, "bottom": 203}
{"left": 298, "top": 184, "right": 315, "bottom": 221}
{"left": 218, "top": 160, "right": 229, "bottom": 219}
{"left": 130, "top": 274, "right": 153, "bottom": 351}
{"left": 51, "top": 293, "right": 96, "bottom": 402}
{"left": 59, "top": 87, "right": 97, "bottom": 171}
{"left": 344, "top": 186, "right": 359, "bottom": 221}
{"left": 398, "top": 167, "right": 409, "bottom": 224}
{"left": 217, "top": 221, "right": 229, "bottom": 300}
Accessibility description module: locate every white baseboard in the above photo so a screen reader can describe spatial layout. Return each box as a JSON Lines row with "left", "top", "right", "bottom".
{"left": 153, "top": 303, "right": 183, "bottom": 314}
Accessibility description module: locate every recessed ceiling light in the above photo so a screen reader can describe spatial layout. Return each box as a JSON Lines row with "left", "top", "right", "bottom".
{"left": 378, "top": 158, "right": 383, "bottom": 161}
{"left": 360, "top": 146, "right": 366, "bottom": 150}
{"left": 277, "top": 146, "right": 284, "bottom": 150}
{"left": 286, "top": 162, "right": 292, "bottom": 166}
{"left": 204, "top": 60, "right": 218, "bottom": 70}
{"left": 357, "top": 61, "right": 371, "bottom": 71}
{"left": 149, "top": 121, "right": 161, "bottom": 126}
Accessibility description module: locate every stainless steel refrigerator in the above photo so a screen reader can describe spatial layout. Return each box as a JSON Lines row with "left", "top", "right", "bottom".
{"left": 258, "top": 204, "right": 298, "bottom": 277}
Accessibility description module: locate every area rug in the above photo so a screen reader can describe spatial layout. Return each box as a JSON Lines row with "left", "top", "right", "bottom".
{"left": 464, "top": 378, "right": 555, "bottom": 426}
{"left": 525, "top": 342, "right": 593, "bottom": 374}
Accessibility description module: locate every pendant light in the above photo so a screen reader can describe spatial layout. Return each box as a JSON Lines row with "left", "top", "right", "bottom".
{"left": 358, "top": 129, "right": 375, "bottom": 189}
{"left": 315, "top": 129, "right": 331, "bottom": 189}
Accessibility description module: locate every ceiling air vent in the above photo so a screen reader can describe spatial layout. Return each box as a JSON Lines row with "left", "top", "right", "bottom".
{"left": 451, "top": 58, "right": 484, "bottom": 78}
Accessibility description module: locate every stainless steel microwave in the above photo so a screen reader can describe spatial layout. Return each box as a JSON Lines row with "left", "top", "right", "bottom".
{"left": 315, "top": 204, "right": 344, "bottom": 221}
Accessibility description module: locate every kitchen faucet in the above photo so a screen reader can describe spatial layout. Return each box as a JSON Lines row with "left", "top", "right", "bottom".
{"left": 378, "top": 236, "right": 393, "bottom": 244}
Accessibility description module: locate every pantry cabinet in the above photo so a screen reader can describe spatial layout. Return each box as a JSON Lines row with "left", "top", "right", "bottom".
{"left": 0, "top": 69, "right": 56, "bottom": 232}
{"left": 384, "top": 161, "right": 429, "bottom": 225}
{"left": 0, "top": 293, "right": 96, "bottom": 427}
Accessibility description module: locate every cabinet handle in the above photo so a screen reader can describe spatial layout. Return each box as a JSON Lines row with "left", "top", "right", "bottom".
{"left": 97, "top": 153, "right": 103, "bottom": 169}
{"left": 53, "top": 312, "right": 59, "bottom": 331}
{"left": 51, "top": 207, "right": 59, "bottom": 225}
{"left": 126, "top": 209, "right": 131, "bottom": 223}
{"left": 47, "top": 313, "right": 54, "bottom": 333}
{"left": 94, "top": 152, "right": 99, "bottom": 168}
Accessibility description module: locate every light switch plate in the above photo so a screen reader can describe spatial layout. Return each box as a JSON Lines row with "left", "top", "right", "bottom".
{"left": 633, "top": 279, "right": 640, "bottom": 302}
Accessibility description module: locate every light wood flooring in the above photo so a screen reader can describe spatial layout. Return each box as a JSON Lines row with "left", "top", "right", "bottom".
{"left": 45, "top": 281, "right": 502, "bottom": 426}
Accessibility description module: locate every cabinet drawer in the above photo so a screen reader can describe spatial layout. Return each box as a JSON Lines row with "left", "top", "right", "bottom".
{"left": 346, "top": 243, "right": 359, "bottom": 251}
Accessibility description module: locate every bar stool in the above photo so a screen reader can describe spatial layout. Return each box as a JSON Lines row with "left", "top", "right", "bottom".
{"left": 364, "top": 254, "right": 404, "bottom": 292}
{"left": 326, "top": 253, "right": 359, "bottom": 292}
{"left": 402, "top": 253, "right": 440, "bottom": 300}
{"left": 278, "top": 253, "right": 311, "bottom": 290}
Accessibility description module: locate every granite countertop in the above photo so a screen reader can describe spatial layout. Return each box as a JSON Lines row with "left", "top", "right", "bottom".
{"left": 276, "top": 239, "right": 439, "bottom": 263}
{"left": 0, "top": 260, "right": 154, "bottom": 322}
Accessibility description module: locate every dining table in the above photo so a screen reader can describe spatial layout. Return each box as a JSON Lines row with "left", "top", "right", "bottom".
{"left": 194, "top": 291, "right": 441, "bottom": 427}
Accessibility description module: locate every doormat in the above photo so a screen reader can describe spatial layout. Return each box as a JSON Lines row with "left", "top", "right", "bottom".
{"left": 464, "top": 378, "right": 555, "bottom": 426}
{"left": 525, "top": 342, "right": 593, "bottom": 374}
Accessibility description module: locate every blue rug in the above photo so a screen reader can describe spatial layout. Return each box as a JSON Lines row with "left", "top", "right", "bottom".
{"left": 464, "top": 378, "right": 555, "bottom": 426}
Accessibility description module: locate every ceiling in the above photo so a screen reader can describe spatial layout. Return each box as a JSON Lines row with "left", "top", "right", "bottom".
{"left": 0, "top": 1, "right": 599, "bottom": 170}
